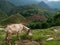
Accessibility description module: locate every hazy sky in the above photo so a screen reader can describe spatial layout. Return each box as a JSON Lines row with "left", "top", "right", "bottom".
{"left": 37, "top": 0, "right": 60, "bottom": 2}
{"left": 48, "top": 0, "right": 60, "bottom": 1}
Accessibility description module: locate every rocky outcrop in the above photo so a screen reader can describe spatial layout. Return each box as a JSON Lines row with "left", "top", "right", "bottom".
{"left": 15, "top": 40, "right": 40, "bottom": 45}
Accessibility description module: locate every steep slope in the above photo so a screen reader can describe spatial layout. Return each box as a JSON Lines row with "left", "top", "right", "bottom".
{"left": 0, "top": 9, "right": 8, "bottom": 21}
{"left": 0, "top": 13, "right": 25, "bottom": 25}
{"left": 0, "top": 0, "right": 15, "bottom": 14}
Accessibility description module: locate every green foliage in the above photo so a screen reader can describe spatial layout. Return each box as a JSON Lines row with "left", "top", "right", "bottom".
{"left": 11, "top": 5, "right": 53, "bottom": 17}
{"left": 53, "top": 11, "right": 60, "bottom": 26}
{"left": 0, "top": 13, "right": 25, "bottom": 25}
{"left": 0, "top": 27, "right": 60, "bottom": 45}
{"left": 27, "top": 20, "right": 49, "bottom": 29}
{"left": 0, "top": 0, "right": 15, "bottom": 15}
{"left": 0, "top": 0, "right": 60, "bottom": 28}
{"left": 19, "top": 32, "right": 28, "bottom": 40}
{"left": 26, "top": 11, "right": 60, "bottom": 29}
{"left": 0, "top": 10, "right": 8, "bottom": 21}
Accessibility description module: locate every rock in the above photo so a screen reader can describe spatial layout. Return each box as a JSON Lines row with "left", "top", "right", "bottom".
{"left": 0, "top": 28, "right": 4, "bottom": 30}
{"left": 54, "top": 29, "right": 60, "bottom": 32}
{"left": 15, "top": 40, "right": 40, "bottom": 45}
{"left": 54, "top": 29, "right": 58, "bottom": 32}
{"left": 28, "top": 33, "right": 33, "bottom": 36}
{"left": 46, "top": 38, "right": 54, "bottom": 41}
{"left": 46, "top": 35, "right": 51, "bottom": 37}
{"left": 24, "top": 41, "right": 40, "bottom": 45}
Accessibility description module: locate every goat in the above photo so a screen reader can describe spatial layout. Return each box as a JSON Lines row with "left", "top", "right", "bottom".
{"left": 4, "top": 23, "right": 32, "bottom": 45}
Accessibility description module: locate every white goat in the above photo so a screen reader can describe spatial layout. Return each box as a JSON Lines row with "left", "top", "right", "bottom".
{"left": 4, "top": 23, "right": 32, "bottom": 45}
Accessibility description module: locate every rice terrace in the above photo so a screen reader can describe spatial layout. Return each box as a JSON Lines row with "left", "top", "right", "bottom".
{"left": 0, "top": 0, "right": 60, "bottom": 45}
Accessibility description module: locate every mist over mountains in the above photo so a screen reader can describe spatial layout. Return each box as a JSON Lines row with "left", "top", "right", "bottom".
{"left": 47, "top": 1, "right": 60, "bottom": 9}
{"left": 7, "top": 0, "right": 60, "bottom": 9}
{"left": 0, "top": 0, "right": 60, "bottom": 14}
{"left": 8, "top": 0, "right": 38, "bottom": 5}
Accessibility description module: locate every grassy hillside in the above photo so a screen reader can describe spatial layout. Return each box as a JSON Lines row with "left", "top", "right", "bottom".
{"left": 0, "top": 13, "right": 25, "bottom": 26}
{"left": 0, "top": 26, "right": 60, "bottom": 45}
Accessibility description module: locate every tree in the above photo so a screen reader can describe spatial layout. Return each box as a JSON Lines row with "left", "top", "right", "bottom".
{"left": 53, "top": 11, "right": 60, "bottom": 26}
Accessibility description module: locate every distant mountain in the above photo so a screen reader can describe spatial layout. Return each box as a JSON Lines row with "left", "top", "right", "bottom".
{"left": 8, "top": 0, "right": 60, "bottom": 10}
{"left": 0, "top": 0, "right": 56, "bottom": 25}
{"left": 0, "top": 0, "right": 15, "bottom": 14}
{"left": 38, "top": 1, "right": 51, "bottom": 10}
{"left": 8, "top": 0, "right": 53, "bottom": 11}
{"left": 8, "top": 0, "right": 50, "bottom": 9}
{"left": 47, "top": 1, "right": 60, "bottom": 9}
{"left": 8, "top": 0, "right": 38, "bottom": 5}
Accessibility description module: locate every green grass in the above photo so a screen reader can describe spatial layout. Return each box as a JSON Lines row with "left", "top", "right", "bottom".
{"left": 0, "top": 27, "right": 60, "bottom": 45}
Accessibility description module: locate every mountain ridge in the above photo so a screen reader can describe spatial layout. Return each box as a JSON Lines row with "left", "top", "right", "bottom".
{"left": 38, "top": 1, "right": 51, "bottom": 10}
{"left": 8, "top": 0, "right": 60, "bottom": 9}
{"left": 8, "top": 0, "right": 38, "bottom": 5}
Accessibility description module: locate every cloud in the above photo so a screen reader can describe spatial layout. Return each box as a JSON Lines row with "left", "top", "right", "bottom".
{"left": 48, "top": 0, "right": 60, "bottom": 1}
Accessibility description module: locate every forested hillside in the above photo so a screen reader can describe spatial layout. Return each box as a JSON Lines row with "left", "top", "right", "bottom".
{"left": 0, "top": 0, "right": 15, "bottom": 15}
{"left": 11, "top": 4, "right": 53, "bottom": 17}
{"left": 0, "top": 9, "right": 8, "bottom": 21}
{"left": 0, "top": 0, "right": 60, "bottom": 29}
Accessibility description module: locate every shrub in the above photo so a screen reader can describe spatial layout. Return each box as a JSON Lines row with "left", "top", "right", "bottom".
{"left": 27, "top": 21, "right": 49, "bottom": 29}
